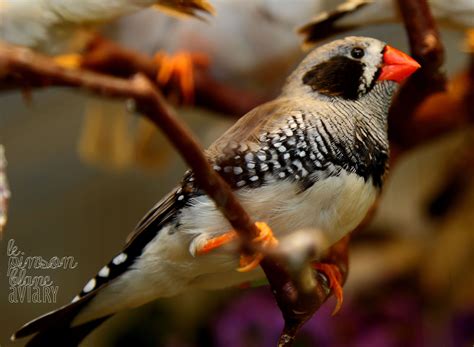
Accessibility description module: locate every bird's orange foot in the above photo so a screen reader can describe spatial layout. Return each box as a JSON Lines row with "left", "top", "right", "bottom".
{"left": 312, "top": 263, "right": 343, "bottom": 316}
{"left": 53, "top": 54, "right": 82, "bottom": 69}
{"left": 195, "top": 230, "right": 238, "bottom": 255}
{"left": 195, "top": 222, "right": 278, "bottom": 272}
{"left": 153, "top": 51, "right": 209, "bottom": 104}
{"left": 237, "top": 222, "right": 278, "bottom": 273}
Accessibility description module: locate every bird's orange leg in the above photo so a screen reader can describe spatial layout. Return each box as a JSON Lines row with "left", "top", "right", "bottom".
{"left": 153, "top": 51, "right": 209, "bottom": 104}
{"left": 312, "top": 262, "right": 343, "bottom": 315}
{"left": 237, "top": 222, "right": 278, "bottom": 272}
{"left": 195, "top": 230, "right": 239, "bottom": 255}
{"left": 195, "top": 222, "right": 278, "bottom": 272}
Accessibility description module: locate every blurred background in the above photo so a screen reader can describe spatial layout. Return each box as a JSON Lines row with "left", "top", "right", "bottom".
{"left": 1, "top": 0, "right": 473, "bottom": 346}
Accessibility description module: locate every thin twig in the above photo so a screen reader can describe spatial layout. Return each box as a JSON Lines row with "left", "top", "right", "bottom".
{"left": 0, "top": 37, "right": 268, "bottom": 117}
{"left": 389, "top": 0, "right": 446, "bottom": 148}
{"left": 276, "top": 235, "right": 350, "bottom": 347}
{"left": 466, "top": 30, "right": 474, "bottom": 120}
{"left": 81, "top": 37, "right": 270, "bottom": 117}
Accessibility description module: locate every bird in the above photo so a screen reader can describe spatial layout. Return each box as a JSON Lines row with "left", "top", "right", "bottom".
{"left": 12, "top": 36, "right": 420, "bottom": 346}
{"left": 0, "top": 0, "right": 214, "bottom": 55}
{"left": 298, "top": 0, "right": 474, "bottom": 46}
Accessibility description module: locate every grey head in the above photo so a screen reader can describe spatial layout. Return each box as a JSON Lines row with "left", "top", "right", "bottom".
{"left": 278, "top": 36, "right": 420, "bottom": 188}
{"left": 282, "top": 36, "right": 394, "bottom": 101}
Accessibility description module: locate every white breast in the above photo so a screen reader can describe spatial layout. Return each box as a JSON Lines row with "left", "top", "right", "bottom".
{"left": 242, "top": 170, "right": 377, "bottom": 245}
{"left": 182, "top": 170, "right": 378, "bottom": 252}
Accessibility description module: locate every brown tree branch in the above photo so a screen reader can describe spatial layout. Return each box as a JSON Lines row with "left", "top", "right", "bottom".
{"left": 389, "top": 0, "right": 446, "bottom": 149}
{"left": 88, "top": 36, "right": 268, "bottom": 117}
{"left": 275, "top": 235, "right": 349, "bottom": 347}
{"left": 0, "top": 37, "right": 268, "bottom": 117}
{"left": 426, "top": 31, "right": 474, "bottom": 219}
{"left": 82, "top": 37, "right": 269, "bottom": 117}
{"left": 467, "top": 30, "right": 474, "bottom": 119}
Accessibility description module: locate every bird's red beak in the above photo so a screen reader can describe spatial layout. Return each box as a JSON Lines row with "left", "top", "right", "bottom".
{"left": 378, "top": 45, "right": 421, "bottom": 83}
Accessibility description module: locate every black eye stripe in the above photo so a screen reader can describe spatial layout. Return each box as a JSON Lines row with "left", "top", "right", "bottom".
{"left": 351, "top": 47, "right": 365, "bottom": 59}
{"left": 302, "top": 55, "right": 363, "bottom": 100}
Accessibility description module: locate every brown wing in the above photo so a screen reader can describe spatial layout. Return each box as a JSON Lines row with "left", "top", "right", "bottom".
{"left": 206, "top": 98, "right": 297, "bottom": 159}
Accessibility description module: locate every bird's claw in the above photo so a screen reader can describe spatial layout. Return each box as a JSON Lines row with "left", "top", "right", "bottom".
{"left": 312, "top": 262, "right": 343, "bottom": 315}
{"left": 196, "top": 230, "right": 238, "bottom": 255}
{"left": 237, "top": 222, "right": 278, "bottom": 272}
{"left": 153, "top": 51, "right": 209, "bottom": 104}
{"left": 195, "top": 222, "right": 278, "bottom": 273}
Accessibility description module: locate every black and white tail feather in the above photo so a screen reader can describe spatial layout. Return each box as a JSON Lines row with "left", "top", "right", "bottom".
{"left": 12, "top": 192, "right": 179, "bottom": 346}
{"left": 12, "top": 294, "right": 110, "bottom": 346}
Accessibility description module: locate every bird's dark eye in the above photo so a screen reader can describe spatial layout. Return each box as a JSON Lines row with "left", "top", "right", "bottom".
{"left": 351, "top": 47, "right": 365, "bottom": 59}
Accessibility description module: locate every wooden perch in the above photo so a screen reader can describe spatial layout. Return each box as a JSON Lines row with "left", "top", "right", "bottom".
{"left": 389, "top": 0, "right": 446, "bottom": 149}
{"left": 275, "top": 235, "right": 349, "bottom": 347}
{"left": 0, "top": 37, "right": 268, "bottom": 117}
{"left": 81, "top": 37, "right": 269, "bottom": 117}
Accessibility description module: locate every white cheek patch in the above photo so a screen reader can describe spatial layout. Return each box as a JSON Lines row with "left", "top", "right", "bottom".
{"left": 358, "top": 42, "right": 384, "bottom": 95}
{"left": 359, "top": 65, "right": 378, "bottom": 95}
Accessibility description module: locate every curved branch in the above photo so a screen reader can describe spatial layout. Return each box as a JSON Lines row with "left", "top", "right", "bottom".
{"left": 389, "top": 0, "right": 446, "bottom": 148}
{"left": 81, "top": 37, "right": 269, "bottom": 117}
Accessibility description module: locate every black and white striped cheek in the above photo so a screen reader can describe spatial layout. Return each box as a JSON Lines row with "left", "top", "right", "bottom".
{"left": 302, "top": 55, "right": 379, "bottom": 100}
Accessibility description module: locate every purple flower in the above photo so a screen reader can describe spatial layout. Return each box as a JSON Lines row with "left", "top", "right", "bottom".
{"left": 212, "top": 284, "right": 429, "bottom": 347}
{"left": 451, "top": 309, "right": 474, "bottom": 347}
